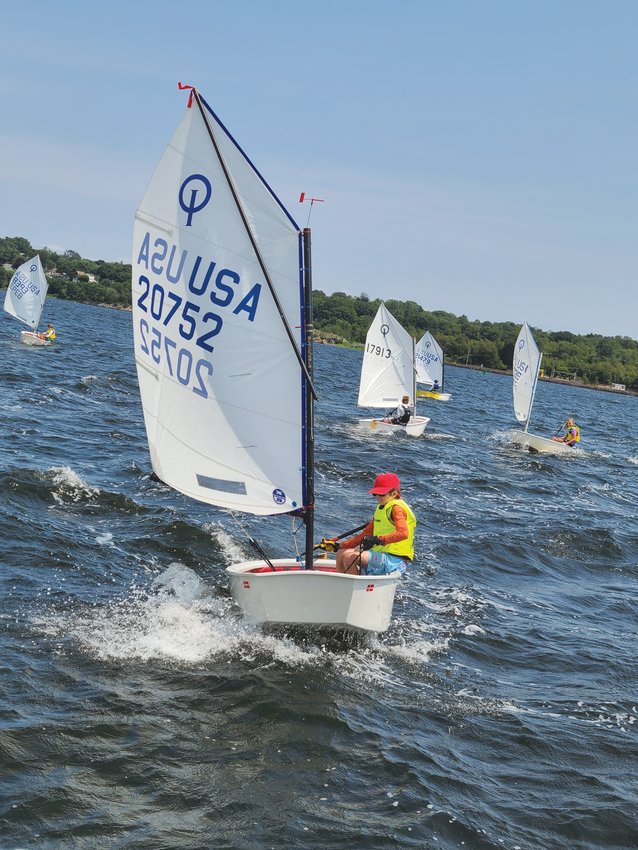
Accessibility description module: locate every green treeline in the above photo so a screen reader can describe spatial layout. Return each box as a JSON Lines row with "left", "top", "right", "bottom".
{"left": 314, "top": 291, "right": 638, "bottom": 390}
{"left": 0, "top": 236, "right": 130, "bottom": 308}
{"left": 2, "top": 236, "right": 637, "bottom": 389}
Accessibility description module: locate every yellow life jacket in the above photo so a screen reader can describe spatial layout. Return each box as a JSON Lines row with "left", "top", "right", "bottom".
{"left": 372, "top": 497, "right": 416, "bottom": 560}
{"left": 566, "top": 423, "right": 580, "bottom": 445}
{"left": 45, "top": 328, "right": 56, "bottom": 340}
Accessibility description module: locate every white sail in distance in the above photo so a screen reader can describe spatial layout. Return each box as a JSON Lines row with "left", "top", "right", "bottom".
{"left": 3, "top": 255, "right": 48, "bottom": 329}
{"left": 513, "top": 320, "right": 542, "bottom": 426}
{"left": 132, "top": 92, "right": 306, "bottom": 516}
{"left": 357, "top": 303, "right": 415, "bottom": 408}
{"left": 415, "top": 331, "right": 443, "bottom": 386}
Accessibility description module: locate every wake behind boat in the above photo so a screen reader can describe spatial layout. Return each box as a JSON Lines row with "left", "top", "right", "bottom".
{"left": 132, "top": 85, "right": 401, "bottom": 633}
{"left": 3, "top": 256, "right": 52, "bottom": 346}
{"left": 510, "top": 321, "right": 579, "bottom": 455}
{"left": 356, "top": 303, "right": 429, "bottom": 437}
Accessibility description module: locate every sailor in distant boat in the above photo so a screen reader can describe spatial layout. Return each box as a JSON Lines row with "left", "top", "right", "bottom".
{"left": 333, "top": 473, "right": 416, "bottom": 576}
{"left": 384, "top": 395, "right": 413, "bottom": 426}
{"left": 38, "top": 323, "right": 56, "bottom": 342}
{"left": 432, "top": 379, "right": 440, "bottom": 392}
{"left": 551, "top": 417, "right": 581, "bottom": 446}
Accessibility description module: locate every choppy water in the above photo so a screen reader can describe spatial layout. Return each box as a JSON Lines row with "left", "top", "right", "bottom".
{"left": 1, "top": 298, "right": 637, "bottom": 850}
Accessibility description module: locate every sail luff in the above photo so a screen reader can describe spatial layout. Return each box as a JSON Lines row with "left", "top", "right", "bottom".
{"left": 302, "top": 228, "right": 314, "bottom": 569}
{"left": 193, "top": 90, "right": 316, "bottom": 401}
{"left": 412, "top": 337, "right": 416, "bottom": 408}
{"left": 525, "top": 351, "right": 542, "bottom": 433}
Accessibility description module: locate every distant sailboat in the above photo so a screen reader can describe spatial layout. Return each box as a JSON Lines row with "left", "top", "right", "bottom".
{"left": 415, "top": 331, "right": 451, "bottom": 401}
{"left": 510, "top": 320, "right": 575, "bottom": 454}
{"left": 132, "top": 85, "right": 402, "bottom": 633}
{"left": 3, "top": 256, "right": 52, "bottom": 346}
{"left": 356, "top": 303, "right": 430, "bottom": 437}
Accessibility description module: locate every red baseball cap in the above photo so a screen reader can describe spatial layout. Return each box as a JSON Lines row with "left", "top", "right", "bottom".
{"left": 368, "top": 473, "right": 400, "bottom": 495}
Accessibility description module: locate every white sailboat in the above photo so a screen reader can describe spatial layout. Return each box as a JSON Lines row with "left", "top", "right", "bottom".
{"left": 356, "top": 303, "right": 430, "bottom": 437}
{"left": 510, "top": 320, "right": 574, "bottom": 455}
{"left": 415, "top": 331, "right": 451, "bottom": 401}
{"left": 3, "top": 255, "right": 51, "bottom": 346}
{"left": 132, "top": 85, "right": 401, "bottom": 633}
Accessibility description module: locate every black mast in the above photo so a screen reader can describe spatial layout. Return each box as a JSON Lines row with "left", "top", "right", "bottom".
{"left": 302, "top": 228, "right": 315, "bottom": 570}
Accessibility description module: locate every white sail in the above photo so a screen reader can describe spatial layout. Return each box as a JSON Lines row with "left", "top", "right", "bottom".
{"left": 513, "top": 320, "right": 541, "bottom": 426}
{"left": 132, "top": 93, "right": 306, "bottom": 516}
{"left": 3, "top": 255, "right": 48, "bottom": 329}
{"left": 415, "top": 331, "right": 443, "bottom": 386}
{"left": 357, "top": 303, "right": 415, "bottom": 408}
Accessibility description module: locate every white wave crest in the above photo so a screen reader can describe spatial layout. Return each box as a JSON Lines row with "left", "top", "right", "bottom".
{"left": 42, "top": 563, "right": 321, "bottom": 667}
{"left": 202, "top": 522, "right": 249, "bottom": 564}
{"left": 48, "top": 466, "right": 99, "bottom": 502}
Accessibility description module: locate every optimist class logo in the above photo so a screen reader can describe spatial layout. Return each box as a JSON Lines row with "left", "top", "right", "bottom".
{"left": 179, "top": 174, "right": 213, "bottom": 226}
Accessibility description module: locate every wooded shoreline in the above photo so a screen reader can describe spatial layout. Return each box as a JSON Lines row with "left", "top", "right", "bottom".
{"left": 88, "top": 301, "right": 636, "bottom": 398}
{"left": 3, "top": 235, "right": 637, "bottom": 391}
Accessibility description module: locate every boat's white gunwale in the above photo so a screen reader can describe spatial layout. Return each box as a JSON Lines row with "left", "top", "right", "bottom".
{"left": 226, "top": 558, "right": 401, "bottom": 582}
{"left": 510, "top": 429, "right": 581, "bottom": 455}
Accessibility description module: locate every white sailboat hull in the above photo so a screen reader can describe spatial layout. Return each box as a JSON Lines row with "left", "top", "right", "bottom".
{"left": 416, "top": 389, "right": 451, "bottom": 402}
{"left": 20, "top": 331, "right": 50, "bottom": 347}
{"left": 226, "top": 558, "right": 401, "bottom": 633}
{"left": 511, "top": 430, "right": 578, "bottom": 455}
{"left": 357, "top": 415, "right": 430, "bottom": 437}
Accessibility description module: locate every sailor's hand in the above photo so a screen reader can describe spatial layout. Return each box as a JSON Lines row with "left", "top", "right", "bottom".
{"left": 319, "top": 537, "right": 339, "bottom": 553}
{"left": 362, "top": 535, "right": 381, "bottom": 550}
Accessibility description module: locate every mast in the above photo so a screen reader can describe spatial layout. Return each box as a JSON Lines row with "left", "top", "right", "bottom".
{"left": 526, "top": 352, "right": 543, "bottom": 433}
{"left": 412, "top": 337, "right": 416, "bottom": 416}
{"left": 302, "top": 228, "right": 315, "bottom": 569}
{"left": 412, "top": 337, "right": 416, "bottom": 408}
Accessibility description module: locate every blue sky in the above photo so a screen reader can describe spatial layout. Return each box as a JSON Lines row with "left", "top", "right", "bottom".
{"left": 1, "top": 0, "right": 636, "bottom": 337}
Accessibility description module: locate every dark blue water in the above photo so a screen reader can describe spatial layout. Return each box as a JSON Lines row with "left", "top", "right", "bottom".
{"left": 1, "top": 299, "right": 637, "bottom": 849}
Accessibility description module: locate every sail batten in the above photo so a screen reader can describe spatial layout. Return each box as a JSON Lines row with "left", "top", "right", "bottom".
{"left": 133, "top": 92, "right": 308, "bottom": 516}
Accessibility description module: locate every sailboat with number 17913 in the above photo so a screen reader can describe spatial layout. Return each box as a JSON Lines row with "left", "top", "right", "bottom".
{"left": 132, "top": 84, "right": 401, "bottom": 633}
{"left": 356, "top": 303, "right": 430, "bottom": 437}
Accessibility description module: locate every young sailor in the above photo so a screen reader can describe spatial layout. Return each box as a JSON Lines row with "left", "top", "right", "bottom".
{"left": 383, "top": 395, "right": 413, "bottom": 426}
{"left": 333, "top": 473, "right": 416, "bottom": 575}
{"left": 39, "top": 323, "right": 56, "bottom": 341}
{"left": 551, "top": 417, "right": 581, "bottom": 446}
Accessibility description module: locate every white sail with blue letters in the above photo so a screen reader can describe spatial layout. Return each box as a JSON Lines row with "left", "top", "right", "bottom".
{"left": 357, "top": 303, "right": 415, "bottom": 408}
{"left": 3, "top": 255, "right": 48, "bottom": 329}
{"left": 132, "top": 92, "right": 305, "bottom": 516}
{"left": 415, "top": 331, "right": 443, "bottom": 387}
{"left": 513, "top": 320, "right": 542, "bottom": 429}
{"left": 510, "top": 320, "right": 577, "bottom": 454}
